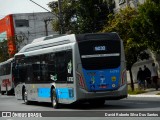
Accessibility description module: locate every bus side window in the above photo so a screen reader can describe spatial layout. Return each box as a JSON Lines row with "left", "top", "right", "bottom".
{"left": 3, "top": 65, "right": 6, "bottom": 75}
{"left": 48, "top": 53, "right": 56, "bottom": 82}
{"left": 18, "top": 59, "right": 26, "bottom": 83}
{"left": 32, "top": 56, "right": 41, "bottom": 82}
{"left": 0, "top": 66, "right": 1, "bottom": 76}
{"left": 13, "top": 60, "right": 19, "bottom": 86}
{"left": 55, "top": 51, "right": 67, "bottom": 82}
{"left": 41, "top": 54, "right": 49, "bottom": 82}
{"left": 66, "top": 50, "right": 73, "bottom": 83}
{"left": 26, "top": 64, "right": 33, "bottom": 83}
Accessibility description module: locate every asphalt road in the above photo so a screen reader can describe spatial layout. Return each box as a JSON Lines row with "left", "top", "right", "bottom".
{"left": 0, "top": 95, "right": 160, "bottom": 120}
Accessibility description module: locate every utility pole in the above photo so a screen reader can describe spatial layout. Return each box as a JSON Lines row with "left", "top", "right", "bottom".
{"left": 44, "top": 19, "right": 48, "bottom": 36}
{"left": 44, "top": 18, "right": 53, "bottom": 36}
{"left": 29, "top": 0, "right": 58, "bottom": 17}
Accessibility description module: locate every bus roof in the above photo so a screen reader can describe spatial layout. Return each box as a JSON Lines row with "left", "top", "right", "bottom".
{"left": 16, "top": 32, "right": 120, "bottom": 55}
{"left": 18, "top": 34, "right": 76, "bottom": 53}
{"left": 76, "top": 32, "right": 120, "bottom": 42}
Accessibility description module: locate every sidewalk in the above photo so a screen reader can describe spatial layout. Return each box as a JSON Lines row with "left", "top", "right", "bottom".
{"left": 128, "top": 88, "right": 160, "bottom": 97}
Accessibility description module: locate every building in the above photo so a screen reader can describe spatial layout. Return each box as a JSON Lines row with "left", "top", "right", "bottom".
{"left": 0, "top": 12, "right": 57, "bottom": 56}
{"left": 114, "top": 0, "right": 146, "bottom": 12}
{"left": 0, "top": 15, "right": 15, "bottom": 56}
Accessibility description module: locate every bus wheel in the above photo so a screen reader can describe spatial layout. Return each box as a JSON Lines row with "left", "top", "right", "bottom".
{"left": 23, "top": 88, "right": 30, "bottom": 105}
{"left": 51, "top": 89, "right": 59, "bottom": 109}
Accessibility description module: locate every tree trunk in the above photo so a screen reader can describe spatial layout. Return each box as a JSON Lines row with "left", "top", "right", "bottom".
{"left": 129, "top": 68, "right": 134, "bottom": 91}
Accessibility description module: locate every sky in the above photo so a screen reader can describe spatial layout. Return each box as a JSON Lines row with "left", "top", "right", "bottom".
{"left": 0, "top": 0, "right": 56, "bottom": 19}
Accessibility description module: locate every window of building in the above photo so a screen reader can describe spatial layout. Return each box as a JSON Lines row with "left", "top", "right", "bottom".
{"left": 15, "top": 19, "right": 29, "bottom": 27}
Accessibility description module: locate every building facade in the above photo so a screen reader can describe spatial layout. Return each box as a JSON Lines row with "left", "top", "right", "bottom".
{"left": 0, "top": 15, "right": 16, "bottom": 55}
{"left": 114, "top": 0, "right": 146, "bottom": 12}
{"left": 0, "top": 12, "right": 57, "bottom": 56}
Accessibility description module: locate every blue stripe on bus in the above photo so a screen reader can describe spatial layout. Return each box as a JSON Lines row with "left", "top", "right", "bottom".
{"left": 82, "top": 66, "right": 121, "bottom": 91}
{"left": 38, "top": 87, "right": 74, "bottom": 100}
{"left": 38, "top": 88, "right": 50, "bottom": 98}
{"left": 56, "top": 88, "right": 74, "bottom": 100}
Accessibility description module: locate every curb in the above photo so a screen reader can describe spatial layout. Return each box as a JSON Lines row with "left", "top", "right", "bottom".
{"left": 128, "top": 94, "right": 160, "bottom": 97}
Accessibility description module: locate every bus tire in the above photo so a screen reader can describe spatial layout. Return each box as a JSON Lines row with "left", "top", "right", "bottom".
{"left": 23, "top": 88, "right": 30, "bottom": 105}
{"left": 51, "top": 89, "right": 59, "bottom": 109}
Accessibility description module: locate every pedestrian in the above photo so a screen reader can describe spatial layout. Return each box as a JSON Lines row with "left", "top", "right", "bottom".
{"left": 137, "top": 67, "right": 145, "bottom": 90}
{"left": 151, "top": 63, "right": 159, "bottom": 90}
{"left": 143, "top": 65, "right": 151, "bottom": 88}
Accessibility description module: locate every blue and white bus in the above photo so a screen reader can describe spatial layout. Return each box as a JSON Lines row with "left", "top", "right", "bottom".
{"left": 13, "top": 33, "right": 127, "bottom": 108}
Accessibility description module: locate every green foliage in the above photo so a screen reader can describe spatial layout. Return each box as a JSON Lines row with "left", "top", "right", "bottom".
{"left": 49, "top": 0, "right": 79, "bottom": 33}
{"left": 131, "top": 0, "right": 160, "bottom": 52}
{"left": 102, "top": 7, "right": 150, "bottom": 91}
{"left": 0, "top": 40, "right": 9, "bottom": 62}
{"left": 128, "top": 88, "right": 146, "bottom": 95}
{"left": 48, "top": 0, "right": 115, "bottom": 34}
{"left": 76, "top": 0, "right": 110, "bottom": 33}
{"left": 0, "top": 36, "right": 25, "bottom": 62}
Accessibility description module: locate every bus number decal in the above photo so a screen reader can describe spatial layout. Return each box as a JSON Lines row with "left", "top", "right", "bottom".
{"left": 94, "top": 46, "right": 106, "bottom": 51}
{"left": 110, "top": 70, "right": 119, "bottom": 73}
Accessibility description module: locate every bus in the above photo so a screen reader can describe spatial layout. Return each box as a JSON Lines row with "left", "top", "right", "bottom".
{"left": 13, "top": 33, "right": 127, "bottom": 108}
{"left": 0, "top": 58, "right": 14, "bottom": 95}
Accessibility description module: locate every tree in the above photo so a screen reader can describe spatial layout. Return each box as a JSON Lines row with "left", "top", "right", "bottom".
{"left": 0, "top": 40, "right": 9, "bottom": 62}
{"left": 131, "top": 0, "right": 160, "bottom": 52}
{"left": 0, "top": 36, "right": 24, "bottom": 62}
{"left": 48, "top": 0, "right": 115, "bottom": 34}
{"left": 48, "top": 0, "right": 78, "bottom": 33}
{"left": 102, "top": 7, "right": 149, "bottom": 91}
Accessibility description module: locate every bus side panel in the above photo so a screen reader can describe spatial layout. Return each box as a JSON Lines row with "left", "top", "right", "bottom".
{"left": 25, "top": 83, "right": 76, "bottom": 104}
{"left": 1, "top": 75, "right": 13, "bottom": 92}
{"left": 15, "top": 83, "right": 24, "bottom": 100}
{"left": 74, "top": 43, "right": 86, "bottom": 101}
{"left": 55, "top": 83, "right": 75, "bottom": 104}
{"left": 26, "top": 84, "right": 51, "bottom": 102}
{"left": 0, "top": 58, "right": 14, "bottom": 95}
{"left": 119, "top": 40, "right": 127, "bottom": 95}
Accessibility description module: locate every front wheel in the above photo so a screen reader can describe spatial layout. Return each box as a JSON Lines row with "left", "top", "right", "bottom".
{"left": 51, "top": 89, "right": 59, "bottom": 109}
